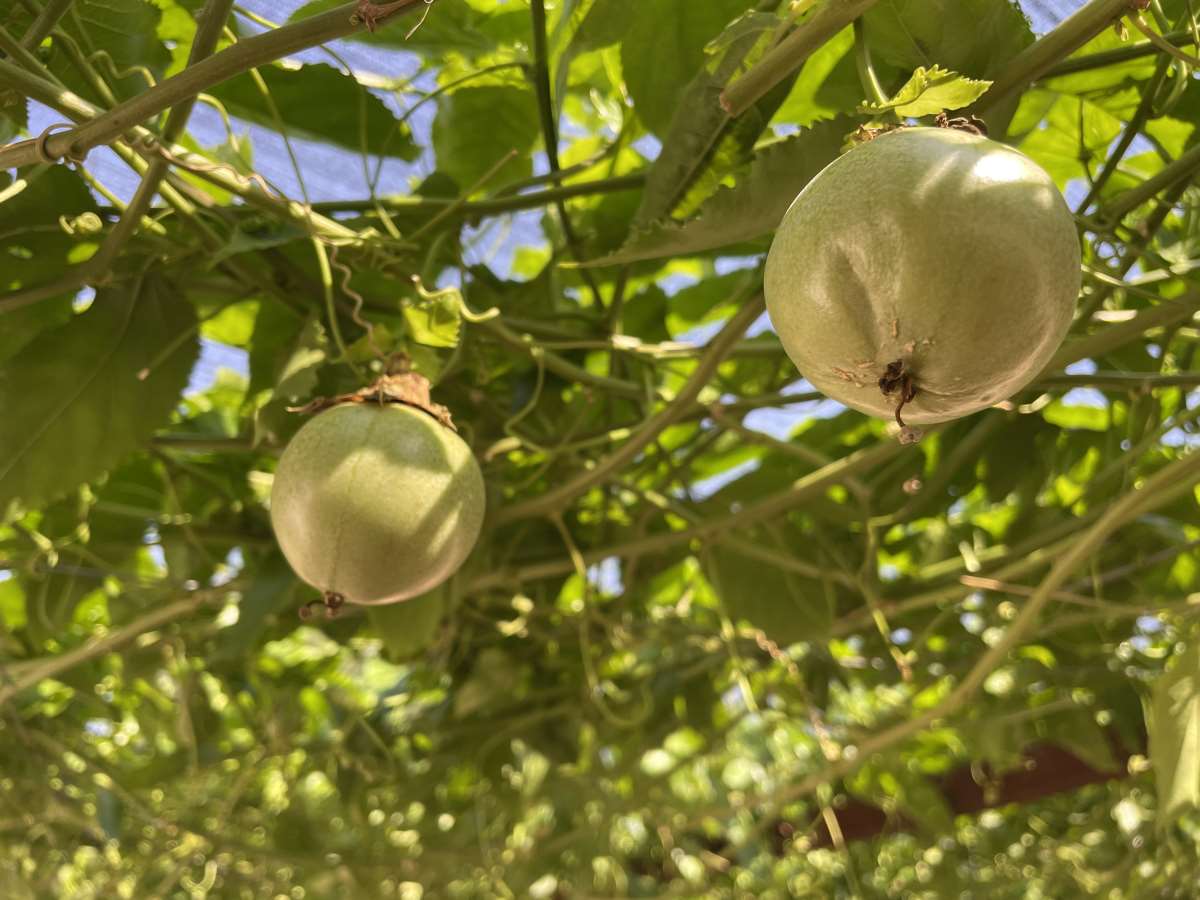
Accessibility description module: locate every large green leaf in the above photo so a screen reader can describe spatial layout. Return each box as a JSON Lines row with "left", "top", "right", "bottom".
{"left": 0, "top": 90, "right": 25, "bottom": 143}
{"left": 864, "top": 0, "right": 1033, "bottom": 78}
{"left": 634, "top": 10, "right": 785, "bottom": 225}
{"left": 367, "top": 588, "right": 445, "bottom": 659}
{"left": 1147, "top": 642, "right": 1200, "bottom": 830}
{"left": 566, "top": 0, "right": 629, "bottom": 54}
{"left": 215, "top": 552, "right": 299, "bottom": 665}
{"left": 708, "top": 543, "right": 831, "bottom": 646}
{"left": 45, "top": 0, "right": 172, "bottom": 103}
{"left": 208, "top": 64, "right": 417, "bottom": 159}
{"left": 0, "top": 276, "right": 198, "bottom": 511}
{"left": 0, "top": 168, "right": 100, "bottom": 364}
{"left": 432, "top": 85, "right": 541, "bottom": 190}
{"left": 289, "top": 0, "right": 527, "bottom": 55}
{"left": 587, "top": 116, "right": 849, "bottom": 265}
{"left": 619, "top": 0, "right": 750, "bottom": 136}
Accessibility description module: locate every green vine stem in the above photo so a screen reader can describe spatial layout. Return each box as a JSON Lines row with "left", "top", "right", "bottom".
{"left": 310, "top": 237, "right": 362, "bottom": 378}
{"left": 19, "top": 0, "right": 75, "bottom": 49}
{"left": 1043, "top": 27, "right": 1200, "bottom": 76}
{"left": 305, "top": 173, "right": 646, "bottom": 216}
{"left": 1128, "top": 10, "right": 1200, "bottom": 65}
{"left": 1103, "top": 140, "right": 1200, "bottom": 223}
{"left": 1047, "top": 288, "right": 1200, "bottom": 371}
{"left": 853, "top": 17, "right": 890, "bottom": 109}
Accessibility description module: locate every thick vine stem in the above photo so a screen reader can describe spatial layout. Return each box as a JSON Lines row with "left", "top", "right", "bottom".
{"left": 1103, "top": 141, "right": 1200, "bottom": 223}
{"left": 853, "top": 17, "right": 889, "bottom": 109}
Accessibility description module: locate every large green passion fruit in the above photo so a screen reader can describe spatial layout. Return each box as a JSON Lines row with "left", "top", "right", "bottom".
{"left": 764, "top": 126, "right": 1081, "bottom": 429}
{"left": 270, "top": 383, "right": 485, "bottom": 607}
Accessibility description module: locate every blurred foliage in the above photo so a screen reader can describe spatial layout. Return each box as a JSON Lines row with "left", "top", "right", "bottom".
{"left": 2, "top": 0, "right": 1200, "bottom": 897}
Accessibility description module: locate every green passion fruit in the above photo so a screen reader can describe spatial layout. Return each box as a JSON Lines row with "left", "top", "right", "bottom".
{"left": 270, "top": 401, "right": 486, "bottom": 606}
{"left": 764, "top": 127, "right": 1081, "bottom": 429}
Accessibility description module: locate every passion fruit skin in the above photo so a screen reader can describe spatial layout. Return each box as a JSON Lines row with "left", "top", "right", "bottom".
{"left": 270, "top": 403, "right": 486, "bottom": 605}
{"left": 764, "top": 127, "right": 1081, "bottom": 425}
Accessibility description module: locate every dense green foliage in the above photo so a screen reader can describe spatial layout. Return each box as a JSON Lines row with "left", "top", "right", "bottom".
{"left": 1, "top": 0, "right": 1200, "bottom": 897}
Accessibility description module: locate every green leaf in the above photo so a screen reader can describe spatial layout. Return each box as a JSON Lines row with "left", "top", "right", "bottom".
{"left": 0, "top": 578, "right": 27, "bottom": 632}
{"left": 587, "top": 117, "right": 850, "bottom": 266}
{"left": 367, "top": 588, "right": 445, "bottom": 660}
{"left": 708, "top": 543, "right": 831, "bottom": 646}
{"left": 981, "top": 415, "right": 1046, "bottom": 502}
{"left": 864, "top": 0, "right": 1034, "bottom": 78}
{"left": 252, "top": 317, "right": 328, "bottom": 447}
{"left": 0, "top": 89, "right": 26, "bottom": 143}
{"left": 0, "top": 276, "right": 198, "bottom": 511}
{"left": 246, "top": 301, "right": 308, "bottom": 398}
{"left": 665, "top": 272, "right": 754, "bottom": 338}
{"left": 45, "top": 0, "right": 171, "bottom": 103}
{"left": 1042, "top": 400, "right": 1110, "bottom": 432}
{"left": 291, "top": 0, "right": 527, "bottom": 56}
{"left": 200, "top": 300, "right": 260, "bottom": 347}
{"left": 0, "top": 167, "right": 100, "bottom": 364}
{"left": 1043, "top": 709, "right": 1119, "bottom": 775}
{"left": 207, "top": 64, "right": 417, "bottom": 159}
{"left": 619, "top": 0, "right": 750, "bottom": 136}
{"left": 635, "top": 10, "right": 785, "bottom": 225}
{"left": 1018, "top": 91, "right": 1124, "bottom": 189}
{"left": 205, "top": 222, "right": 309, "bottom": 269}
{"left": 859, "top": 65, "right": 992, "bottom": 118}
{"left": 1146, "top": 643, "right": 1200, "bottom": 829}
{"left": 432, "top": 85, "right": 540, "bottom": 190}
{"left": 403, "top": 290, "right": 463, "bottom": 349}
{"left": 567, "top": 0, "right": 629, "bottom": 53}
{"left": 215, "top": 553, "right": 298, "bottom": 665}
{"left": 274, "top": 318, "right": 328, "bottom": 401}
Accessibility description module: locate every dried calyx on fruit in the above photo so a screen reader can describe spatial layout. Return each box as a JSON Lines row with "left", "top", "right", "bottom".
{"left": 764, "top": 125, "right": 1081, "bottom": 439}
{"left": 270, "top": 373, "right": 486, "bottom": 613}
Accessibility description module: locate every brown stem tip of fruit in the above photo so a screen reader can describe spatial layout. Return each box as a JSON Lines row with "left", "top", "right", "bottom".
{"left": 288, "top": 372, "right": 457, "bottom": 431}
{"left": 298, "top": 591, "right": 347, "bottom": 620}
{"left": 878, "top": 359, "right": 923, "bottom": 444}
{"left": 934, "top": 111, "right": 988, "bottom": 137}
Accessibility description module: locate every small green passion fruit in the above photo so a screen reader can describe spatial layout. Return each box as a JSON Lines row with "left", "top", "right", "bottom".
{"left": 270, "top": 375, "right": 485, "bottom": 607}
{"left": 764, "top": 126, "right": 1081, "bottom": 431}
